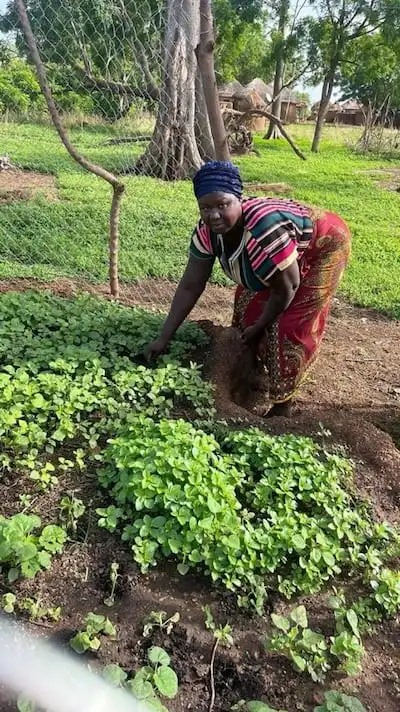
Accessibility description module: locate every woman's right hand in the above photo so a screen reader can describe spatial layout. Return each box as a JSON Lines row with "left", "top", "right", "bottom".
{"left": 145, "top": 337, "right": 169, "bottom": 361}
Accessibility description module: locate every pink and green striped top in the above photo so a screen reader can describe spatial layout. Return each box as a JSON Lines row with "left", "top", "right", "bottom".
{"left": 190, "top": 197, "right": 314, "bottom": 291}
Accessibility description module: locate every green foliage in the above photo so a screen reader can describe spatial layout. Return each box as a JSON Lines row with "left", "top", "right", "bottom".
{"left": 267, "top": 606, "right": 330, "bottom": 682}
{"left": 314, "top": 691, "right": 367, "bottom": 712}
{"left": 70, "top": 612, "right": 117, "bottom": 654}
{"left": 328, "top": 591, "right": 364, "bottom": 675}
{"left": 16, "top": 596, "right": 62, "bottom": 623}
{"left": 100, "top": 647, "right": 178, "bottom": 711}
{"left": 233, "top": 703, "right": 287, "bottom": 712}
{"left": 1, "top": 592, "right": 16, "bottom": 613}
{"left": 59, "top": 494, "right": 86, "bottom": 534}
{"left": 16, "top": 697, "right": 37, "bottom": 712}
{"left": 203, "top": 604, "right": 234, "bottom": 646}
{"left": 0, "top": 291, "right": 212, "bottom": 487}
{"left": 370, "top": 567, "right": 400, "bottom": 616}
{"left": 0, "top": 291, "right": 208, "bottom": 371}
{"left": 0, "top": 513, "right": 66, "bottom": 581}
{"left": 340, "top": 33, "right": 400, "bottom": 109}
{"left": 99, "top": 421, "right": 395, "bottom": 612}
{"left": 213, "top": 0, "right": 273, "bottom": 84}
{"left": 128, "top": 647, "right": 178, "bottom": 704}
{"left": 0, "top": 57, "right": 43, "bottom": 114}
{"left": 143, "top": 610, "right": 180, "bottom": 637}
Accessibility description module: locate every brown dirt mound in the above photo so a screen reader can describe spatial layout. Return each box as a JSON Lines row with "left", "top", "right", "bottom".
{"left": 0, "top": 168, "right": 58, "bottom": 201}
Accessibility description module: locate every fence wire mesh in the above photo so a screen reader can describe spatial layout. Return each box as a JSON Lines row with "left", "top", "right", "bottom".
{"left": 0, "top": 0, "right": 234, "bottom": 323}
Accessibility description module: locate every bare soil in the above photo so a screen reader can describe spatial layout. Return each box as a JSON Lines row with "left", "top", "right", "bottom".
{"left": 0, "top": 169, "right": 58, "bottom": 202}
{"left": 0, "top": 277, "right": 399, "bottom": 712}
{"left": 364, "top": 167, "right": 400, "bottom": 192}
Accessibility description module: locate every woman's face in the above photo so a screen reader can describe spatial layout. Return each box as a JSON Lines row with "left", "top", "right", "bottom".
{"left": 198, "top": 191, "right": 242, "bottom": 234}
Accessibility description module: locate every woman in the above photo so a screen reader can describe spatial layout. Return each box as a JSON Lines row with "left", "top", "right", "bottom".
{"left": 146, "top": 161, "right": 351, "bottom": 417}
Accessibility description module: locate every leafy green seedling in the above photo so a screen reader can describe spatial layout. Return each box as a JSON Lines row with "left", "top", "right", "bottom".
{"left": 96, "top": 505, "right": 124, "bottom": 533}
{"left": 314, "top": 691, "right": 367, "bottom": 712}
{"left": 232, "top": 703, "right": 287, "bottom": 712}
{"left": 203, "top": 605, "right": 234, "bottom": 647}
{"left": 143, "top": 610, "right": 180, "bottom": 637}
{"left": 0, "top": 514, "right": 66, "bottom": 582}
{"left": 1, "top": 592, "right": 16, "bottom": 613}
{"left": 18, "top": 494, "right": 33, "bottom": 510}
{"left": 59, "top": 494, "right": 86, "bottom": 534}
{"left": 101, "top": 664, "right": 128, "bottom": 687}
{"left": 127, "top": 646, "right": 178, "bottom": 709}
{"left": 267, "top": 606, "right": 330, "bottom": 682}
{"left": 19, "top": 596, "right": 62, "bottom": 623}
{"left": 104, "top": 562, "right": 120, "bottom": 607}
{"left": 17, "top": 696, "right": 37, "bottom": 712}
{"left": 328, "top": 591, "right": 364, "bottom": 675}
{"left": 70, "top": 612, "right": 117, "bottom": 654}
{"left": 203, "top": 606, "right": 233, "bottom": 712}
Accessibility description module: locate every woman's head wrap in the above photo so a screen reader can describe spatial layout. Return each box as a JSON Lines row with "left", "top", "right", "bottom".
{"left": 193, "top": 161, "right": 243, "bottom": 200}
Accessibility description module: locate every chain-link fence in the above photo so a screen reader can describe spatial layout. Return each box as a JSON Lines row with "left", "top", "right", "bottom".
{"left": 0, "top": 0, "right": 236, "bottom": 323}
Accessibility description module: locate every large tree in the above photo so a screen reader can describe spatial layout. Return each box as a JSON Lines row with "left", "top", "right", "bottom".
{"left": 263, "top": 0, "right": 311, "bottom": 139}
{"left": 213, "top": 0, "right": 273, "bottom": 84}
{"left": 307, "top": 0, "right": 400, "bottom": 153}
{"left": 340, "top": 32, "right": 400, "bottom": 109}
{"left": 1, "top": 0, "right": 231, "bottom": 178}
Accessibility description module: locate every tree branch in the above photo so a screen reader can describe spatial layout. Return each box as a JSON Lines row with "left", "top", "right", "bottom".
{"left": 266, "top": 61, "right": 312, "bottom": 108}
{"left": 238, "top": 109, "right": 307, "bottom": 160}
{"left": 76, "top": 68, "right": 160, "bottom": 101}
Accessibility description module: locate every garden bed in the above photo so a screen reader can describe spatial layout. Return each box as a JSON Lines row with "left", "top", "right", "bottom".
{"left": 0, "top": 288, "right": 399, "bottom": 712}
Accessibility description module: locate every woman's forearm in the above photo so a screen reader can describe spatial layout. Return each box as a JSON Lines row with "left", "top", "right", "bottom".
{"left": 160, "top": 282, "right": 205, "bottom": 342}
{"left": 258, "top": 288, "right": 297, "bottom": 328}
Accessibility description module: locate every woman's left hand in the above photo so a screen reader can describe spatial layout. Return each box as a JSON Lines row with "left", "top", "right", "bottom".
{"left": 241, "top": 322, "right": 264, "bottom": 345}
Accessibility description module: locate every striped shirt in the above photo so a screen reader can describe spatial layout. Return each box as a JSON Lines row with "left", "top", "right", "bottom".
{"left": 190, "top": 197, "right": 314, "bottom": 291}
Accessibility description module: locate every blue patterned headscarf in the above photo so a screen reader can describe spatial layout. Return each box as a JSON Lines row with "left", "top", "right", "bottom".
{"left": 193, "top": 161, "right": 243, "bottom": 200}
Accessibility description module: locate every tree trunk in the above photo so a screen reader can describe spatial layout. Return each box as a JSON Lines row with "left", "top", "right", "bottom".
{"left": 265, "top": 0, "right": 289, "bottom": 140}
{"left": 195, "top": 68, "right": 216, "bottom": 161}
{"left": 311, "top": 73, "right": 334, "bottom": 153}
{"left": 134, "top": 0, "right": 202, "bottom": 179}
{"left": 265, "top": 55, "right": 285, "bottom": 139}
{"left": 196, "top": 0, "right": 230, "bottom": 161}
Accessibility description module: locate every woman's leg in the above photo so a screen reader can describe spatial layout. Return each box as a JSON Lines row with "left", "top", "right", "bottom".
{"left": 265, "top": 212, "right": 351, "bottom": 409}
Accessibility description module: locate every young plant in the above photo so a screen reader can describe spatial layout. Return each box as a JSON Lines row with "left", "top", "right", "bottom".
{"left": 59, "top": 493, "right": 86, "bottom": 534}
{"left": 17, "top": 696, "right": 37, "bottom": 712}
{"left": 232, "top": 703, "right": 287, "bottom": 712}
{"left": 96, "top": 505, "right": 124, "bottom": 533}
{"left": 0, "top": 514, "right": 66, "bottom": 582}
{"left": 204, "top": 605, "right": 234, "bottom": 647}
{"left": 70, "top": 612, "right": 117, "bottom": 654}
{"left": 104, "top": 562, "right": 120, "bottom": 607}
{"left": 370, "top": 567, "right": 400, "bottom": 616}
{"left": 204, "top": 606, "right": 233, "bottom": 712}
{"left": 18, "top": 596, "right": 62, "bottom": 623}
{"left": 127, "top": 646, "right": 178, "bottom": 710}
{"left": 314, "top": 691, "right": 367, "bottom": 712}
{"left": 328, "top": 591, "right": 364, "bottom": 675}
{"left": 1, "top": 592, "right": 16, "bottom": 613}
{"left": 143, "top": 610, "right": 180, "bottom": 638}
{"left": 99, "top": 418, "right": 397, "bottom": 614}
{"left": 266, "top": 606, "right": 330, "bottom": 682}
{"left": 18, "top": 494, "right": 33, "bottom": 510}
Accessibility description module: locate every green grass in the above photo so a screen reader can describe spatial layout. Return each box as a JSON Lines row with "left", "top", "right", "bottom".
{"left": 0, "top": 120, "right": 399, "bottom": 318}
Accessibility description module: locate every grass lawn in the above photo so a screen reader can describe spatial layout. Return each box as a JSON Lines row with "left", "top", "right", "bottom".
{"left": 0, "top": 119, "right": 399, "bottom": 318}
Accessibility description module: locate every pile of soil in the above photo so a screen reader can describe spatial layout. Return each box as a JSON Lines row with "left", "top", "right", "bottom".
{"left": 0, "top": 169, "right": 58, "bottom": 202}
